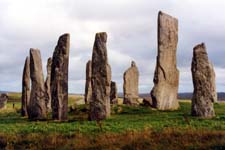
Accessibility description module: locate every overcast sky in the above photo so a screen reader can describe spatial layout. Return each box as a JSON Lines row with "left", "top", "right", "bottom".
{"left": 0, "top": 0, "right": 225, "bottom": 93}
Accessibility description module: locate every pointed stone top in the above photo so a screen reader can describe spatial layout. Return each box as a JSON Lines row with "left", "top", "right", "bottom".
{"left": 87, "top": 60, "right": 92, "bottom": 63}
{"left": 30, "top": 48, "right": 41, "bottom": 58}
{"left": 193, "top": 43, "right": 206, "bottom": 51}
{"left": 56, "top": 33, "right": 70, "bottom": 54}
{"left": 131, "top": 61, "right": 136, "bottom": 67}
{"left": 47, "top": 57, "right": 52, "bottom": 62}
{"left": 158, "top": 11, "right": 178, "bottom": 21}
{"left": 30, "top": 48, "right": 39, "bottom": 52}
{"left": 25, "top": 56, "right": 30, "bottom": 61}
{"left": 95, "top": 32, "right": 107, "bottom": 43}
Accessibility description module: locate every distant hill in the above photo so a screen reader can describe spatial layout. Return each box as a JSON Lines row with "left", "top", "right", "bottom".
{"left": 2, "top": 91, "right": 225, "bottom": 101}
{"left": 178, "top": 92, "right": 225, "bottom": 101}
{"left": 119, "top": 92, "right": 225, "bottom": 101}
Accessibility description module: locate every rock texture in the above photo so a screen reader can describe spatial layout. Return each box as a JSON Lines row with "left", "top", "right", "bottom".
{"left": 150, "top": 11, "right": 179, "bottom": 110}
{"left": 84, "top": 60, "right": 92, "bottom": 104}
{"left": 191, "top": 43, "right": 216, "bottom": 118}
{"left": 51, "top": 33, "right": 70, "bottom": 121}
{"left": 21, "top": 57, "right": 30, "bottom": 116}
{"left": 89, "top": 32, "right": 111, "bottom": 121}
{"left": 28, "top": 49, "right": 47, "bottom": 120}
{"left": 123, "top": 61, "right": 139, "bottom": 105}
{"left": 45, "top": 57, "right": 52, "bottom": 112}
{"left": 110, "top": 81, "right": 118, "bottom": 104}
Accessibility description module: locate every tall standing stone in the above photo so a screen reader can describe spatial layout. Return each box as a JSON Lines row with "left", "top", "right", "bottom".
{"left": 89, "top": 32, "right": 111, "bottom": 121}
{"left": 28, "top": 49, "right": 47, "bottom": 120}
{"left": 45, "top": 57, "right": 52, "bottom": 112}
{"left": 123, "top": 61, "right": 139, "bottom": 105}
{"left": 110, "top": 81, "right": 118, "bottom": 104}
{"left": 21, "top": 57, "right": 30, "bottom": 116}
{"left": 51, "top": 33, "right": 70, "bottom": 121}
{"left": 150, "top": 11, "right": 179, "bottom": 110}
{"left": 191, "top": 43, "right": 216, "bottom": 118}
{"left": 84, "top": 60, "right": 92, "bottom": 104}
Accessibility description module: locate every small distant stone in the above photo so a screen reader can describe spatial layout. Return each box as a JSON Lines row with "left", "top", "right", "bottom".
{"left": 110, "top": 81, "right": 118, "bottom": 104}
{"left": 0, "top": 93, "right": 8, "bottom": 109}
{"left": 84, "top": 60, "right": 92, "bottom": 104}
{"left": 123, "top": 61, "right": 139, "bottom": 105}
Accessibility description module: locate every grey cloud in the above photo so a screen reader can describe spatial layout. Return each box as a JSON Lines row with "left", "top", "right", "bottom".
{"left": 0, "top": 0, "right": 225, "bottom": 93}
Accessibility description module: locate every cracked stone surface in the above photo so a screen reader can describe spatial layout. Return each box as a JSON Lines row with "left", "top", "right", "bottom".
{"left": 51, "top": 33, "right": 70, "bottom": 121}
{"left": 150, "top": 11, "right": 179, "bottom": 110}
{"left": 89, "top": 32, "right": 111, "bottom": 121}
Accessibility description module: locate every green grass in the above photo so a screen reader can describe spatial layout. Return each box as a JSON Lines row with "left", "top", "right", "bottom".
{"left": 1, "top": 94, "right": 225, "bottom": 149}
{"left": 1, "top": 101, "right": 225, "bottom": 135}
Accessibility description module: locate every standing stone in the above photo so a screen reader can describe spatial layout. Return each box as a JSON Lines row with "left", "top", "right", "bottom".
{"left": 45, "top": 57, "right": 52, "bottom": 112}
{"left": 150, "top": 11, "right": 179, "bottom": 110}
{"left": 84, "top": 60, "right": 92, "bottom": 104}
{"left": 209, "top": 63, "right": 217, "bottom": 103}
{"left": 28, "top": 49, "right": 47, "bottom": 120}
{"left": 0, "top": 94, "right": 8, "bottom": 109}
{"left": 110, "top": 81, "right": 118, "bottom": 104}
{"left": 123, "top": 61, "right": 139, "bottom": 105}
{"left": 51, "top": 33, "right": 70, "bottom": 121}
{"left": 89, "top": 32, "right": 111, "bottom": 121}
{"left": 21, "top": 57, "right": 30, "bottom": 116}
{"left": 191, "top": 43, "right": 216, "bottom": 118}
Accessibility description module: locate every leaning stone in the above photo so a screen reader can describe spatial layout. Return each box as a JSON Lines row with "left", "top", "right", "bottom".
{"left": 28, "top": 48, "right": 47, "bottom": 120}
{"left": 51, "top": 33, "right": 70, "bottom": 121}
{"left": 191, "top": 43, "right": 216, "bottom": 118}
{"left": 21, "top": 57, "right": 30, "bottom": 116}
{"left": 150, "top": 11, "right": 179, "bottom": 110}
{"left": 89, "top": 32, "right": 111, "bottom": 121}
{"left": 123, "top": 61, "right": 139, "bottom": 105}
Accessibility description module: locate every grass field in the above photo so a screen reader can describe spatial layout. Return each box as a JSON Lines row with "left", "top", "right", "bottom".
{"left": 0, "top": 93, "right": 225, "bottom": 149}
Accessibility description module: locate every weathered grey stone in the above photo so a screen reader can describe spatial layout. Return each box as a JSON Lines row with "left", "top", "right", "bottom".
{"left": 150, "top": 11, "right": 179, "bottom": 110}
{"left": 45, "top": 57, "right": 52, "bottom": 112}
{"left": 51, "top": 33, "right": 70, "bottom": 121}
{"left": 191, "top": 43, "right": 216, "bottom": 118}
{"left": 21, "top": 57, "right": 30, "bottom": 116}
{"left": 110, "top": 81, "right": 118, "bottom": 104}
{"left": 28, "top": 49, "right": 47, "bottom": 120}
{"left": 0, "top": 93, "right": 8, "bottom": 109}
{"left": 89, "top": 32, "right": 111, "bottom": 121}
{"left": 123, "top": 61, "right": 139, "bottom": 105}
{"left": 84, "top": 60, "right": 92, "bottom": 104}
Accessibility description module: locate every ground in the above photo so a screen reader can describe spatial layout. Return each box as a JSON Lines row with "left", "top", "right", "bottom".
{"left": 0, "top": 93, "right": 225, "bottom": 149}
